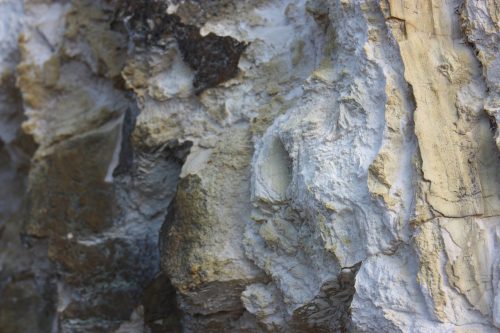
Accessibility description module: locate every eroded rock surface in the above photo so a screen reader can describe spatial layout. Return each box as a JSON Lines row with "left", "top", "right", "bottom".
{"left": 0, "top": 0, "right": 499, "bottom": 332}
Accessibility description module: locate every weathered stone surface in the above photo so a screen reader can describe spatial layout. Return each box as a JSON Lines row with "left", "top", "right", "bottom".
{"left": 461, "top": 0, "right": 500, "bottom": 150}
{"left": 0, "top": 0, "right": 499, "bottom": 332}
{"left": 384, "top": 0, "right": 500, "bottom": 220}
{"left": 160, "top": 129, "right": 265, "bottom": 331}
{"left": 0, "top": 1, "right": 55, "bottom": 332}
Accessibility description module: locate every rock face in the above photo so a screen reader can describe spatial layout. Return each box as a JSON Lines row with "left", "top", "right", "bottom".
{"left": 0, "top": 0, "right": 499, "bottom": 332}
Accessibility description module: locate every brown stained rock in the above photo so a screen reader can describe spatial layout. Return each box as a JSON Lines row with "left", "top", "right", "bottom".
{"left": 173, "top": 24, "right": 248, "bottom": 93}
{"left": 25, "top": 124, "right": 120, "bottom": 237}
{"left": 0, "top": 39, "right": 55, "bottom": 331}
{"left": 65, "top": 0, "right": 128, "bottom": 79}
{"left": 0, "top": 277, "right": 55, "bottom": 333}
{"left": 117, "top": 0, "right": 248, "bottom": 93}
{"left": 160, "top": 129, "right": 265, "bottom": 327}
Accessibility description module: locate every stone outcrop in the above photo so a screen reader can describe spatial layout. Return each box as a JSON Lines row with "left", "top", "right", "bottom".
{"left": 0, "top": 0, "right": 499, "bottom": 332}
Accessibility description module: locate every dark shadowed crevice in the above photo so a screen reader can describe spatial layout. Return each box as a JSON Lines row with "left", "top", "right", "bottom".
{"left": 291, "top": 261, "right": 362, "bottom": 332}
{"left": 100, "top": 137, "right": 192, "bottom": 330}
{"left": 113, "top": 105, "right": 139, "bottom": 177}
{"left": 142, "top": 274, "right": 182, "bottom": 333}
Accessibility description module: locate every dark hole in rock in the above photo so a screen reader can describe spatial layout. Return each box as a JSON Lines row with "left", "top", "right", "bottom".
{"left": 115, "top": 0, "right": 248, "bottom": 93}
{"left": 173, "top": 23, "right": 248, "bottom": 93}
{"left": 488, "top": 114, "right": 497, "bottom": 132}
{"left": 142, "top": 274, "right": 182, "bottom": 333}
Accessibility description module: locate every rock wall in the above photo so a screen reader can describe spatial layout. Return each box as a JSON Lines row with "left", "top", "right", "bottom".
{"left": 0, "top": 0, "right": 498, "bottom": 332}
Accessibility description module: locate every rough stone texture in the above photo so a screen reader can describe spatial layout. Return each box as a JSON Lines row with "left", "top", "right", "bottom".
{"left": 0, "top": 0, "right": 499, "bottom": 332}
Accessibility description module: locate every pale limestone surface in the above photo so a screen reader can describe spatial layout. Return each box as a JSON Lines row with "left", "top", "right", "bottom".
{"left": 0, "top": 0, "right": 499, "bottom": 332}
